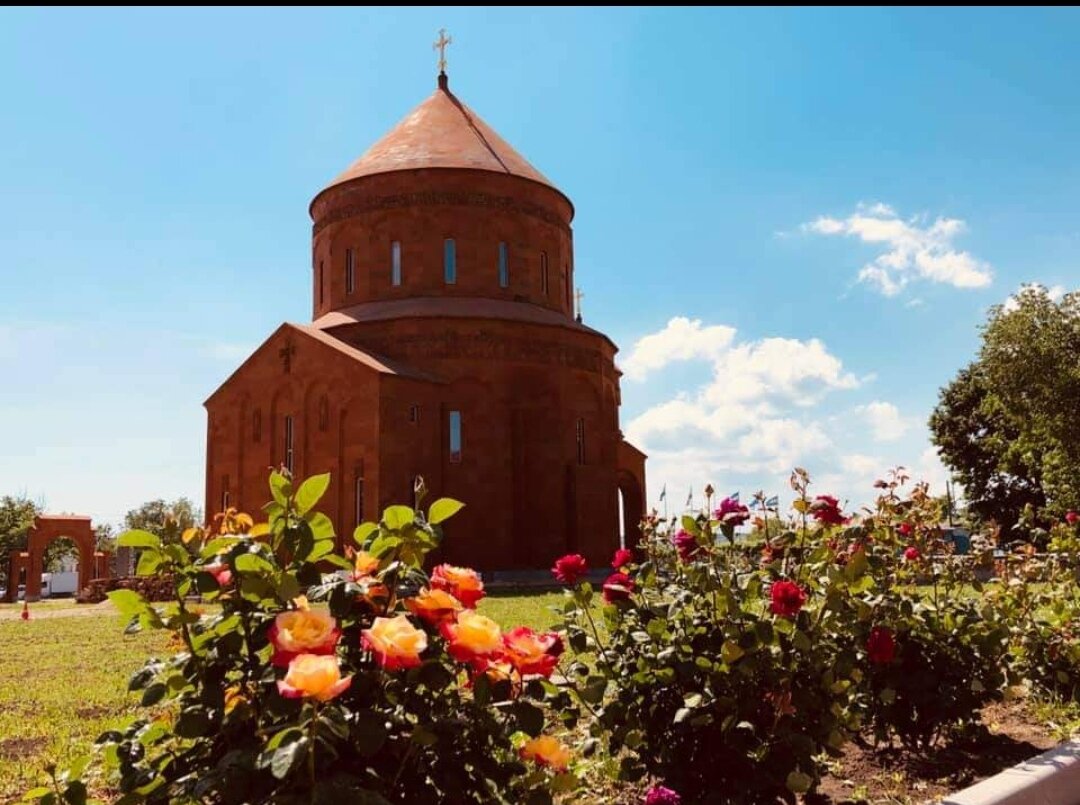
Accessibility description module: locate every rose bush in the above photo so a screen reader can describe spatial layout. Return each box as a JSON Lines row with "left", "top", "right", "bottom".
{"left": 26, "top": 470, "right": 577, "bottom": 805}
{"left": 554, "top": 483, "right": 866, "bottom": 802}
{"left": 553, "top": 470, "right": 1018, "bottom": 800}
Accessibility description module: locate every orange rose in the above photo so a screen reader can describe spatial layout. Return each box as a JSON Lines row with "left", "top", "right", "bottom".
{"left": 352, "top": 574, "right": 391, "bottom": 610}
{"left": 440, "top": 610, "right": 502, "bottom": 667}
{"left": 276, "top": 654, "right": 352, "bottom": 702}
{"left": 269, "top": 608, "right": 341, "bottom": 667}
{"left": 501, "top": 627, "right": 563, "bottom": 678}
{"left": 430, "top": 564, "right": 485, "bottom": 608}
{"left": 362, "top": 614, "right": 428, "bottom": 670}
{"left": 351, "top": 549, "right": 380, "bottom": 578}
{"left": 405, "top": 588, "right": 463, "bottom": 626}
{"left": 520, "top": 735, "right": 571, "bottom": 771}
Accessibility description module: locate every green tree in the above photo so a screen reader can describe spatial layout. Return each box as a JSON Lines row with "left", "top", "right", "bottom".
{"left": 0, "top": 495, "right": 43, "bottom": 587}
{"left": 123, "top": 498, "right": 200, "bottom": 545}
{"left": 931, "top": 285, "right": 1080, "bottom": 534}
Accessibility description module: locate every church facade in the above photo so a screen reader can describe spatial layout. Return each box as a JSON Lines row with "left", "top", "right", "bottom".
{"left": 204, "top": 71, "right": 646, "bottom": 571}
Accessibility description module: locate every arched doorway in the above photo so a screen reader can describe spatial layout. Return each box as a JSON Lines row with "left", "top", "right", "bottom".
{"left": 617, "top": 471, "right": 644, "bottom": 551}
{"left": 4, "top": 515, "right": 104, "bottom": 602}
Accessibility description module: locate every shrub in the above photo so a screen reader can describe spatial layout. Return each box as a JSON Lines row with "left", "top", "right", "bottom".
{"left": 854, "top": 471, "right": 1012, "bottom": 747}
{"left": 26, "top": 471, "right": 577, "bottom": 805}
{"left": 556, "top": 478, "right": 865, "bottom": 802}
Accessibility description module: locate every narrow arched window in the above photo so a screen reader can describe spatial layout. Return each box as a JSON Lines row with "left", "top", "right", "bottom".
{"left": 283, "top": 415, "right": 295, "bottom": 473}
{"left": 540, "top": 251, "right": 549, "bottom": 296}
{"left": 498, "top": 242, "right": 509, "bottom": 288}
{"left": 444, "top": 239, "right": 456, "bottom": 284}
{"left": 345, "top": 248, "right": 355, "bottom": 294}
{"left": 576, "top": 418, "right": 586, "bottom": 465}
{"left": 391, "top": 241, "right": 402, "bottom": 286}
{"left": 449, "top": 410, "right": 462, "bottom": 463}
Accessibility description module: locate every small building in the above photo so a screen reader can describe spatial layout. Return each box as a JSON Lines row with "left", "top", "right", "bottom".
{"left": 204, "top": 67, "right": 646, "bottom": 571}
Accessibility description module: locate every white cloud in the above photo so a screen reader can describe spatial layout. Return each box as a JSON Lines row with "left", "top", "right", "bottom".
{"left": 803, "top": 203, "right": 993, "bottom": 296}
{"left": 620, "top": 317, "right": 735, "bottom": 381}
{"left": 858, "top": 401, "right": 908, "bottom": 442}
{"left": 623, "top": 319, "right": 861, "bottom": 502}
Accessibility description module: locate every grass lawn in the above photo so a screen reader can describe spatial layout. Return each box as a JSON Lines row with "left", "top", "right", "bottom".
{"left": 0, "top": 591, "right": 561, "bottom": 802}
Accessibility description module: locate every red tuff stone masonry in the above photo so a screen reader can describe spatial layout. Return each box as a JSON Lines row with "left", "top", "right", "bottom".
{"left": 205, "top": 73, "right": 646, "bottom": 571}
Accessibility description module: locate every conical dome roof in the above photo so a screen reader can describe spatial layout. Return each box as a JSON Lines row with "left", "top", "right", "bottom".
{"left": 322, "top": 78, "right": 560, "bottom": 194}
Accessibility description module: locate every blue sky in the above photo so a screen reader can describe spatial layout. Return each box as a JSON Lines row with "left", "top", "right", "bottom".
{"left": 1, "top": 7, "right": 1077, "bottom": 527}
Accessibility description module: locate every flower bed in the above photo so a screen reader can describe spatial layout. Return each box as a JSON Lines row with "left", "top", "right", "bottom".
{"left": 22, "top": 468, "right": 1080, "bottom": 804}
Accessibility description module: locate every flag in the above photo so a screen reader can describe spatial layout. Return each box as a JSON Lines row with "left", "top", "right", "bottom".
{"left": 765, "top": 495, "right": 779, "bottom": 509}
{"left": 659, "top": 484, "right": 667, "bottom": 501}
{"left": 729, "top": 491, "right": 740, "bottom": 503}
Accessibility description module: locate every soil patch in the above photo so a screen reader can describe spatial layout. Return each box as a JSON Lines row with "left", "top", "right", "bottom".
{"left": 812, "top": 700, "right": 1060, "bottom": 804}
{"left": 0, "top": 736, "right": 46, "bottom": 761}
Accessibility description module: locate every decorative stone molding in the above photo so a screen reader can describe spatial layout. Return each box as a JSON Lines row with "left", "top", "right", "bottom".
{"left": 313, "top": 191, "right": 569, "bottom": 236}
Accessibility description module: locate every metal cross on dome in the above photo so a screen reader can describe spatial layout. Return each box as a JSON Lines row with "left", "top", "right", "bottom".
{"left": 433, "top": 28, "right": 452, "bottom": 74}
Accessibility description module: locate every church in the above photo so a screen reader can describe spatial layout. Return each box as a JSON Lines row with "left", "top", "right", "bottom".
{"left": 204, "top": 48, "right": 646, "bottom": 572}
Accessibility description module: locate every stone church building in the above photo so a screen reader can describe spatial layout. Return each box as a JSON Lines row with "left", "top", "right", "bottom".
{"left": 204, "top": 69, "right": 646, "bottom": 571}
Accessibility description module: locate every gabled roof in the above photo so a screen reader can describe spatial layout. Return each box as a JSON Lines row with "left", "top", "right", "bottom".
{"left": 319, "top": 79, "right": 561, "bottom": 197}
{"left": 203, "top": 322, "right": 438, "bottom": 406}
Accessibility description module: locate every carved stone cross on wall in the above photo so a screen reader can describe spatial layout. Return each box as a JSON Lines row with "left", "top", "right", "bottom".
{"left": 279, "top": 340, "right": 296, "bottom": 374}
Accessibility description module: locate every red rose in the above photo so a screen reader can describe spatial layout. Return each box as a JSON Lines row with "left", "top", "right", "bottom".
{"left": 602, "top": 572, "right": 634, "bottom": 603}
{"left": 898, "top": 522, "right": 913, "bottom": 537}
{"left": 904, "top": 546, "right": 921, "bottom": 562}
{"left": 611, "top": 548, "right": 634, "bottom": 569}
{"left": 714, "top": 497, "right": 750, "bottom": 527}
{"left": 1067, "top": 511, "right": 1079, "bottom": 525}
{"left": 769, "top": 580, "right": 806, "bottom": 617}
{"left": 866, "top": 626, "right": 896, "bottom": 665}
{"left": 552, "top": 554, "right": 588, "bottom": 585}
{"left": 672, "top": 529, "right": 699, "bottom": 562}
{"left": 810, "top": 495, "right": 846, "bottom": 526}
{"left": 205, "top": 562, "right": 233, "bottom": 588}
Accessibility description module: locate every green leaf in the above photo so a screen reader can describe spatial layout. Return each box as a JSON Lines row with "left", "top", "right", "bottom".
{"left": 383, "top": 505, "right": 415, "bottom": 531}
{"left": 141, "top": 683, "right": 168, "bottom": 706}
{"left": 271, "top": 736, "right": 308, "bottom": 780}
{"left": 62, "top": 780, "right": 87, "bottom": 805}
{"left": 276, "top": 573, "right": 300, "bottom": 602}
{"left": 118, "top": 530, "right": 161, "bottom": 550}
{"left": 107, "top": 589, "right": 149, "bottom": 619}
{"left": 513, "top": 701, "right": 546, "bottom": 737}
{"left": 175, "top": 707, "right": 211, "bottom": 738}
{"left": 266, "top": 727, "right": 303, "bottom": 751}
{"left": 353, "top": 522, "right": 378, "bottom": 546}
{"left": 136, "top": 550, "right": 162, "bottom": 576}
{"left": 792, "top": 630, "right": 812, "bottom": 652}
{"left": 580, "top": 675, "right": 607, "bottom": 705}
{"left": 269, "top": 471, "right": 291, "bottom": 507}
{"left": 305, "top": 512, "right": 335, "bottom": 541}
{"left": 786, "top": 770, "right": 814, "bottom": 794}
{"left": 352, "top": 711, "right": 388, "bottom": 756}
{"left": 294, "top": 473, "right": 331, "bottom": 515}
{"left": 721, "top": 640, "right": 745, "bottom": 664}
{"left": 235, "top": 553, "right": 275, "bottom": 575}
{"left": 428, "top": 498, "right": 465, "bottom": 525}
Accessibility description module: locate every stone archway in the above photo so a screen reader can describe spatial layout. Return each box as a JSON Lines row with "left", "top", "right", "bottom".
{"left": 6, "top": 515, "right": 102, "bottom": 602}
{"left": 617, "top": 470, "right": 645, "bottom": 551}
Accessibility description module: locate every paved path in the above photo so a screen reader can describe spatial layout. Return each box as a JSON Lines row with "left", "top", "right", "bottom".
{"left": 0, "top": 601, "right": 116, "bottom": 621}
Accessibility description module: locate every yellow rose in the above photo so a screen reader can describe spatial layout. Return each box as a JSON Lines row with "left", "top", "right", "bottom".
{"left": 270, "top": 609, "right": 340, "bottom": 667}
{"left": 440, "top": 610, "right": 502, "bottom": 666}
{"left": 405, "top": 588, "right": 463, "bottom": 626}
{"left": 276, "top": 654, "right": 352, "bottom": 702}
{"left": 520, "top": 735, "right": 572, "bottom": 771}
{"left": 361, "top": 614, "right": 428, "bottom": 670}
